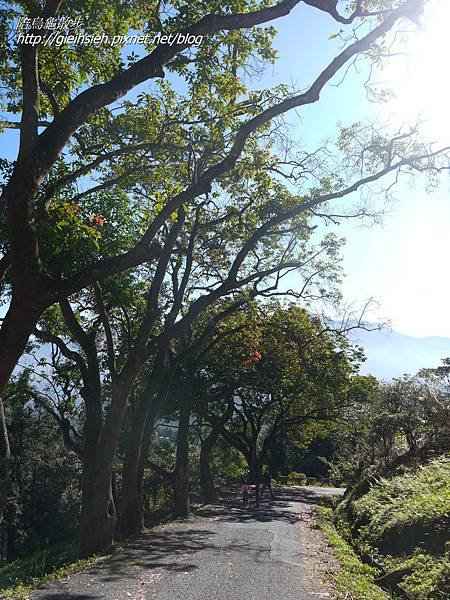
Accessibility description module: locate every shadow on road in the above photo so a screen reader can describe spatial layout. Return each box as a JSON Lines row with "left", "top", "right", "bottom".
{"left": 32, "top": 487, "right": 344, "bottom": 599}
{"left": 197, "top": 486, "right": 344, "bottom": 524}
{"left": 96, "top": 528, "right": 216, "bottom": 580}
{"left": 33, "top": 526, "right": 271, "bottom": 599}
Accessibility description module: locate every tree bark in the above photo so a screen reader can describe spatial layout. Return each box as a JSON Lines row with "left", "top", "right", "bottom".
{"left": 0, "top": 402, "right": 10, "bottom": 521}
{"left": 172, "top": 464, "right": 190, "bottom": 517}
{"left": 248, "top": 445, "right": 260, "bottom": 484}
{"left": 199, "top": 439, "right": 217, "bottom": 504}
{"left": 172, "top": 387, "right": 192, "bottom": 517}
{"left": 0, "top": 303, "right": 43, "bottom": 398}
{"left": 79, "top": 457, "right": 116, "bottom": 557}
{"left": 120, "top": 347, "right": 170, "bottom": 537}
{"left": 248, "top": 442, "right": 262, "bottom": 507}
{"left": 79, "top": 382, "right": 131, "bottom": 555}
{"left": 78, "top": 415, "right": 125, "bottom": 556}
{"left": 121, "top": 396, "right": 161, "bottom": 537}
{"left": 120, "top": 410, "right": 148, "bottom": 537}
{"left": 79, "top": 373, "right": 116, "bottom": 557}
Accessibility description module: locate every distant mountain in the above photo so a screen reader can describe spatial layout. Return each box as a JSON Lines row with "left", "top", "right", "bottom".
{"left": 349, "top": 326, "right": 450, "bottom": 380}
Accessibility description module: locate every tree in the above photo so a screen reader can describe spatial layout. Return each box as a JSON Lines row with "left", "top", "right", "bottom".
{"left": 193, "top": 302, "right": 362, "bottom": 502}
{"left": 128, "top": 301, "right": 253, "bottom": 521}
{"left": 118, "top": 181, "right": 346, "bottom": 528}
{"left": 30, "top": 178, "right": 343, "bottom": 553}
{"left": 1, "top": 372, "right": 81, "bottom": 563}
{"left": 418, "top": 358, "right": 450, "bottom": 452}
{"left": 329, "top": 365, "right": 450, "bottom": 483}
{"left": 0, "top": 0, "right": 446, "bottom": 526}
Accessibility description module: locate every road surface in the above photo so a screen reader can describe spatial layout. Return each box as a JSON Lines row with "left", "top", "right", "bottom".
{"left": 30, "top": 486, "right": 345, "bottom": 600}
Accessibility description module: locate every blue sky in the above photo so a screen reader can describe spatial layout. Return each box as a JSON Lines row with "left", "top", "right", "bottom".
{"left": 2, "top": 0, "right": 449, "bottom": 338}
{"left": 261, "top": 0, "right": 450, "bottom": 338}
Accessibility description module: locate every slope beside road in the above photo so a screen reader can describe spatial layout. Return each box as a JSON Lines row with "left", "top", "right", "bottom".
{"left": 29, "top": 486, "right": 345, "bottom": 600}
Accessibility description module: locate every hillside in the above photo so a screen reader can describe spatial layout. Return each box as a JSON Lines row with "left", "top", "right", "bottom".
{"left": 336, "top": 456, "right": 450, "bottom": 599}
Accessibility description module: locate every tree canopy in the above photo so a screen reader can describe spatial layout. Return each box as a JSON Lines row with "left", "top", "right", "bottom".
{"left": 1, "top": 0, "right": 449, "bottom": 560}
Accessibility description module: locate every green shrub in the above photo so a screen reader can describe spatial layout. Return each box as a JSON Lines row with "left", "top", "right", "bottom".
{"left": 0, "top": 539, "right": 79, "bottom": 591}
{"left": 337, "top": 455, "right": 450, "bottom": 599}
{"left": 349, "top": 456, "right": 450, "bottom": 555}
{"left": 399, "top": 552, "right": 450, "bottom": 600}
{"left": 287, "top": 471, "right": 307, "bottom": 486}
{"left": 314, "top": 506, "right": 389, "bottom": 599}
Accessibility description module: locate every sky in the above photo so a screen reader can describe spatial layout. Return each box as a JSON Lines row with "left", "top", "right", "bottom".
{"left": 1, "top": 0, "right": 449, "bottom": 339}
{"left": 260, "top": 0, "right": 450, "bottom": 338}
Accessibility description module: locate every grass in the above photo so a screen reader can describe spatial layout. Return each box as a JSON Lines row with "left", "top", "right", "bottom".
{"left": 348, "top": 456, "right": 450, "bottom": 554}
{"left": 0, "top": 509, "right": 183, "bottom": 599}
{"left": 337, "top": 455, "right": 450, "bottom": 599}
{"left": 0, "top": 540, "right": 100, "bottom": 599}
{"left": 312, "top": 506, "right": 392, "bottom": 599}
{"left": 388, "top": 552, "right": 450, "bottom": 600}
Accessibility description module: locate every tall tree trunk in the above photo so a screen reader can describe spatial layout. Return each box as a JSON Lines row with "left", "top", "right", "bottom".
{"left": 120, "top": 412, "right": 147, "bottom": 537}
{"left": 80, "top": 377, "right": 115, "bottom": 557}
{"left": 172, "top": 391, "right": 192, "bottom": 517}
{"left": 199, "top": 439, "right": 216, "bottom": 504}
{"left": 0, "top": 403, "right": 10, "bottom": 522}
{"left": 120, "top": 350, "right": 169, "bottom": 537}
{"left": 79, "top": 394, "right": 127, "bottom": 556}
{"left": 121, "top": 397, "right": 160, "bottom": 537}
{"left": 78, "top": 376, "right": 124, "bottom": 556}
{"left": 79, "top": 457, "right": 116, "bottom": 557}
{"left": 248, "top": 442, "right": 262, "bottom": 507}
{"left": 200, "top": 399, "right": 234, "bottom": 504}
{"left": 173, "top": 465, "right": 190, "bottom": 517}
{"left": 248, "top": 446, "right": 260, "bottom": 484}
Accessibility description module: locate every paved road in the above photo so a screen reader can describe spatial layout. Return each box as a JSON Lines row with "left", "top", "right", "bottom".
{"left": 30, "top": 487, "right": 345, "bottom": 600}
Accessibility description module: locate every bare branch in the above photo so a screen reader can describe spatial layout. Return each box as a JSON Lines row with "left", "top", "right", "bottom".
{"left": 0, "top": 120, "right": 52, "bottom": 129}
{"left": 34, "top": 327, "right": 88, "bottom": 380}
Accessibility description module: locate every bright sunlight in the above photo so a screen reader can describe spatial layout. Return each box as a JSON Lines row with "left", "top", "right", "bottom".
{"left": 383, "top": 0, "right": 450, "bottom": 141}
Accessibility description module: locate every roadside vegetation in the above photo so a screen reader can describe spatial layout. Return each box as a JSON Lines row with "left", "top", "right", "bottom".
{"left": 313, "top": 505, "right": 390, "bottom": 600}
{"left": 0, "top": 540, "right": 97, "bottom": 599}
{"left": 337, "top": 456, "right": 449, "bottom": 599}
{"left": 318, "top": 364, "right": 450, "bottom": 600}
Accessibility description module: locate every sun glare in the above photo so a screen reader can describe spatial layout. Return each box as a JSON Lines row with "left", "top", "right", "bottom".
{"left": 383, "top": 0, "right": 450, "bottom": 142}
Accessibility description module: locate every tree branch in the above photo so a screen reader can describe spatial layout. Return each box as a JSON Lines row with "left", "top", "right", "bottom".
{"left": 92, "top": 282, "right": 117, "bottom": 380}
{"left": 303, "top": 0, "right": 364, "bottom": 24}
{"left": 18, "top": 44, "right": 39, "bottom": 158}
{"left": 29, "top": 390, "right": 83, "bottom": 459}
{"left": 0, "top": 120, "right": 52, "bottom": 130}
{"left": 55, "top": 240, "right": 163, "bottom": 299}
{"left": 34, "top": 326, "right": 88, "bottom": 381}
{"left": 48, "top": 7, "right": 411, "bottom": 303}
{"left": 43, "top": 142, "right": 177, "bottom": 202}
{"left": 117, "top": 209, "right": 186, "bottom": 393}
{"left": 59, "top": 297, "right": 93, "bottom": 356}
{"left": 36, "top": 0, "right": 306, "bottom": 177}
{"left": 0, "top": 253, "right": 10, "bottom": 282}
